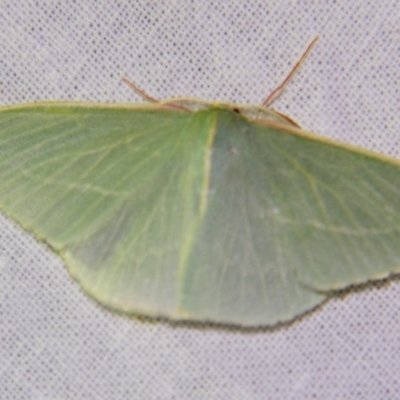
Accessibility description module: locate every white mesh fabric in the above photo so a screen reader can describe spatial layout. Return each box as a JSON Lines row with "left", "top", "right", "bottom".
{"left": 1, "top": 1, "right": 400, "bottom": 399}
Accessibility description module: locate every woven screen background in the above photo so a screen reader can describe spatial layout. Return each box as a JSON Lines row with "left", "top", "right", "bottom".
{"left": 1, "top": 1, "right": 400, "bottom": 399}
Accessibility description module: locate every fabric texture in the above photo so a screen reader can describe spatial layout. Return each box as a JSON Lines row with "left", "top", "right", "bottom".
{"left": 0, "top": 1, "right": 399, "bottom": 399}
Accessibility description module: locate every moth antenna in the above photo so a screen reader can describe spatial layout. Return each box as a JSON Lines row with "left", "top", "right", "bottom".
{"left": 122, "top": 77, "right": 191, "bottom": 112}
{"left": 262, "top": 36, "right": 319, "bottom": 107}
{"left": 121, "top": 77, "right": 160, "bottom": 103}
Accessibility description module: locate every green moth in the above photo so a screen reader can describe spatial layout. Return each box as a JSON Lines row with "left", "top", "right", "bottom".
{"left": 1, "top": 40, "right": 399, "bottom": 327}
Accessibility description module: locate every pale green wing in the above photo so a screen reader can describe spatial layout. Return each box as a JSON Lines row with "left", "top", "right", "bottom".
{"left": 180, "top": 109, "right": 400, "bottom": 325}
{"left": 0, "top": 104, "right": 215, "bottom": 317}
